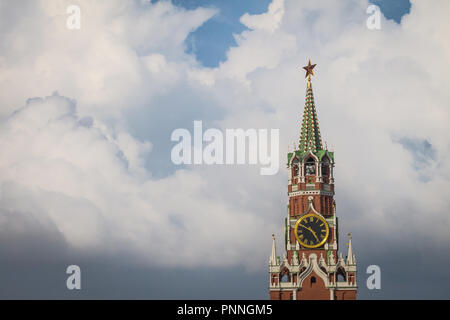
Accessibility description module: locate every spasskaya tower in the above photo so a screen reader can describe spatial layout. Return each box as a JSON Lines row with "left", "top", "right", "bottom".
{"left": 268, "top": 60, "right": 357, "bottom": 300}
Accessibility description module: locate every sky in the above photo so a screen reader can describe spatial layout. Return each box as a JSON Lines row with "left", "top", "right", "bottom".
{"left": 0, "top": 0, "right": 449, "bottom": 299}
{"left": 170, "top": 0, "right": 411, "bottom": 67}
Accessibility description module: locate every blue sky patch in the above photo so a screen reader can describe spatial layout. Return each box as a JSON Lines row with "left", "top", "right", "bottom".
{"left": 153, "top": 0, "right": 411, "bottom": 67}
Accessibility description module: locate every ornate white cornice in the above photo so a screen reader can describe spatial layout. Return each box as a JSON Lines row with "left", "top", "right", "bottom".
{"left": 288, "top": 189, "right": 334, "bottom": 197}
{"left": 297, "top": 253, "right": 329, "bottom": 288}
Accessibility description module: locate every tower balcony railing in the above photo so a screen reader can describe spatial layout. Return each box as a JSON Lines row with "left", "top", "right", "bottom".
{"left": 270, "top": 280, "right": 357, "bottom": 290}
{"left": 270, "top": 281, "right": 296, "bottom": 289}
{"left": 334, "top": 281, "right": 357, "bottom": 288}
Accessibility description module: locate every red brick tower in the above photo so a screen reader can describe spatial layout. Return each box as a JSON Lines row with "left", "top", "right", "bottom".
{"left": 268, "top": 60, "right": 357, "bottom": 300}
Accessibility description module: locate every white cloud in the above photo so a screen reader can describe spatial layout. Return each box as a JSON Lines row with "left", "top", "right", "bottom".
{"left": 0, "top": 93, "right": 274, "bottom": 267}
{"left": 240, "top": 0, "right": 284, "bottom": 33}
{"left": 0, "top": 0, "right": 217, "bottom": 118}
{"left": 0, "top": 0, "right": 449, "bottom": 271}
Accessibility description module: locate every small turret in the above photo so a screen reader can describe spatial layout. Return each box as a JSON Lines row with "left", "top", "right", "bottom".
{"left": 346, "top": 233, "right": 356, "bottom": 266}
{"left": 269, "top": 234, "right": 278, "bottom": 266}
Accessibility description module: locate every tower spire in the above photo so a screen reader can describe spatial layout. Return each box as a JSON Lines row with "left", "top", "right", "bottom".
{"left": 269, "top": 234, "right": 278, "bottom": 266}
{"left": 271, "top": 59, "right": 357, "bottom": 300}
{"left": 298, "top": 60, "right": 323, "bottom": 154}
{"left": 346, "top": 233, "right": 355, "bottom": 265}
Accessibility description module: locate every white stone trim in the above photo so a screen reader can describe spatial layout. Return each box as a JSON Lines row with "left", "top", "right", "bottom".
{"left": 297, "top": 253, "right": 329, "bottom": 288}
{"left": 288, "top": 190, "right": 334, "bottom": 197}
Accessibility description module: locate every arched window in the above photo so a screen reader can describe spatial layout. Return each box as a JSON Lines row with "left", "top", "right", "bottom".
{"left": 310, "top": 276, "right": 316, "bottom": 287}
{"left": 321, "top": 159, "right": 329, "bottom": 176}
{"left": 292, "top": 158, "right": 299, "bottom": 177}
{"left": 305, "top": 157, "right": 315, "bottom": 176}
{"left": 337, "top": 270, "right": 346, "bottom": 282}
{"left": 271, "top": 273, "right": 278, "bottom": 285}
{"left": 280, "top": 267, "right": 290, "bottom": 283}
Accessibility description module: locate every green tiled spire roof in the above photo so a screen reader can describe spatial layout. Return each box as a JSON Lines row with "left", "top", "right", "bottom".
{"left": 287, "top": 60, "right": 334, "bottom": 166}
{"left": 298, "top": 81, "right": 323, "bottom": 154}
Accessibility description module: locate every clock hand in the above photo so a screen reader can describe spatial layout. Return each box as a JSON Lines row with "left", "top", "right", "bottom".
{"left": 299, "top": 224, "right": 319, "bottom": 242}
{"left": 307, "top": 227, "right": 319, "bottom": 242}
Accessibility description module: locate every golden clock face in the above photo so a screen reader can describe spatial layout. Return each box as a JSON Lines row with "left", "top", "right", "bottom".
{"left": 294, "top": 213, "right": 329, "bottom": 248}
